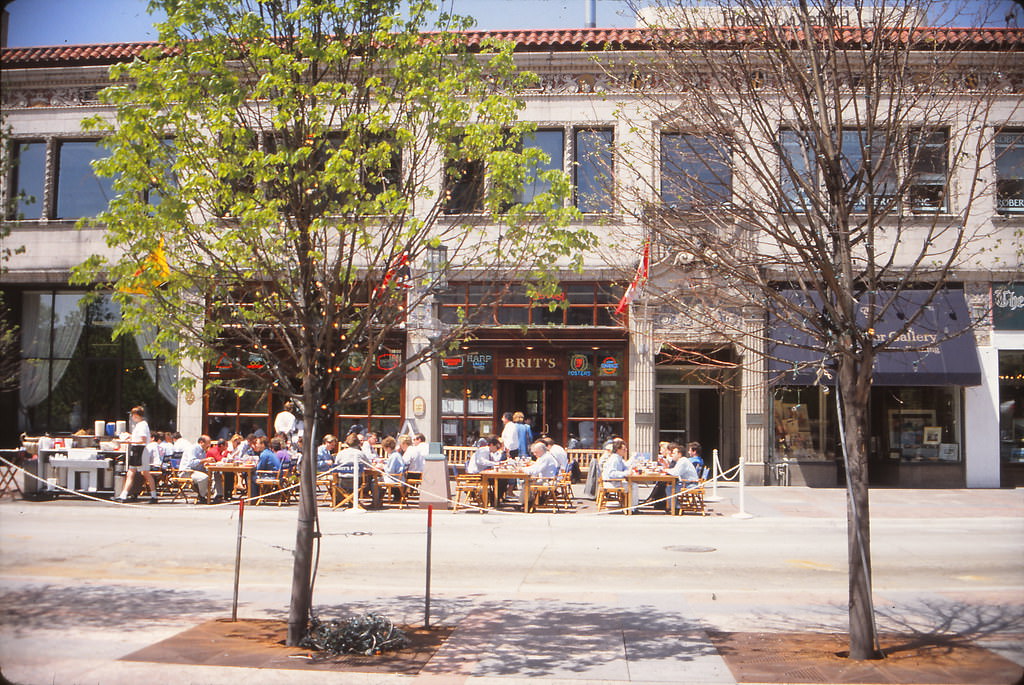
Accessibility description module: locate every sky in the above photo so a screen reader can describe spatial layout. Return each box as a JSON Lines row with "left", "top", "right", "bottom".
{"left": 4, "top": 0, "right": 639, "bottom": 47}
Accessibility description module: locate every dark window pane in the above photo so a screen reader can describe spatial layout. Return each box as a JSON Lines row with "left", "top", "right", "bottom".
{"left": 56, "top": 140, "right": 114, "bottom": 219}
{"left": 568, "top": 378, "right": 594, "bottom": 417}
{"left": 521, "top": 129, "right": 563, "bottom": 204}
{"left": 995, "top": 130, "right": 1024, "bottom": 214}
{"left": 575, "top": 129, "right": 613, "bottom": 212}
{"left": 597, "top": 380, "right": 624, "bottom": 418}
{"left": 444, "top": 157, "right": 484, "bottom": 214}
{"left": 908, "top": 130, "right": 947, "bottom": 212}
{"left": 779, "top": 129, "right": 813, "bottom": 209}
{"left": 12, "top": 141, "right": 46, "bottom": 220}
{"left": 661, "top": 133, "right": 731, "bottom": 209}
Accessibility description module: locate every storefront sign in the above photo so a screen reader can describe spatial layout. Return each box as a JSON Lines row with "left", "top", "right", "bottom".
{"left": 568, "top": 353, "right": 591, "bottom": 376}
{"left": 599, "top": 356, "right": 619, "bottom": 376}
{"left": 376, "top": 352, "right": 401, "bottom": 371}
{"left": 994, "top": 283, "right": 1024, "bottom": 330}
{"left": 441, "top": 356, "right": 464, "bottom": 370}
{"left": 504, "top": 356, "right": 557, "bottom": 370}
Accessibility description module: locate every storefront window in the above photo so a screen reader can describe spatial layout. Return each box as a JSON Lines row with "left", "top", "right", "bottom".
{"left": 999, "top": 351, "right": 1024, "bottom": 463}
{"left": 20, "top": 291, "right": 176, "bottom": 434}
{"left": 774, "top": 387, "right": 832, "bottom": 460}
{"left": 872, "top": 387, "right": 961, "bottom": 462}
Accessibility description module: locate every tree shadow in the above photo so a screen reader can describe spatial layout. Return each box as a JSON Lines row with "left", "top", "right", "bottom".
{"left": 264, "top": 595, "right": 723, "bottom": 678}
{"left": 0, "top": 584, "right": 227, "bottom": 635}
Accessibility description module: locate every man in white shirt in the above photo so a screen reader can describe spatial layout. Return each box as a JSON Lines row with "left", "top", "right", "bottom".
{"left": 500, "top": 412, "right": 519, "bottom": 458}
{"left": 404, "top": 433, "right": 428, "bottom": 473}
{"left": 466, "top": 436, "right": 503, "bottom": 474}
{"left": 541, "top": 437, "right": 568, "bottom": 473}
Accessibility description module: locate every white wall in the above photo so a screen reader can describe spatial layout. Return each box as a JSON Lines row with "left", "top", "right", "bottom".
{"left": 965, "top": 346, "right": 1001, "bottom": 487}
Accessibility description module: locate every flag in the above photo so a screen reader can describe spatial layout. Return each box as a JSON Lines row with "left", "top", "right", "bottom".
{"left": 614, "top": 241, "right": 649, "bottom": 317}
{"left": 374, "top": 252, "right": 411, "bottom": 296}
{"left": 121, "top": 238, "right": 170, "bottom": 295}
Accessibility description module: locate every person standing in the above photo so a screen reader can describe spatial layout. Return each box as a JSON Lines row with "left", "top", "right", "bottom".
{"left": 115, "top": 406, "right": 158, "bottom": 504}
{"left": 273, "top": 401, "right": 297, "bottom": 444}
{"left": 501, "top": 412, "right": 519, "bottom": 458}
{"left": 514, "top": 412, "right": 533, "bottom": 460}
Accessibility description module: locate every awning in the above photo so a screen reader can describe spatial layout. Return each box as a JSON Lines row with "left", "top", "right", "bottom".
{"left": 769, "top": 289, "right": 982, "bottom": 387}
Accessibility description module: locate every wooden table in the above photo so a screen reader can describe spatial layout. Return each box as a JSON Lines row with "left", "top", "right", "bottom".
{"left": 207, "top": 462, "right": 256, "bottom": 500}
{"left": 479, "top": 469, "right": 533, "bottom": 511}
{"left": 625, "top": 472, "right": 678, "bottom": 515}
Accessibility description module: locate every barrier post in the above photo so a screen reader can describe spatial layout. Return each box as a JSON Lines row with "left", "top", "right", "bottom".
{"left": 705, "top": 448, "right": 723, "bottom": 502}
{"left": 424, "top": 505, "right": 433, "bottom": 628}
{"left": 231, "top": 496, "right": 245, "bottom": 620}
{"left": 731, "top": 457, "right": 753, "bottom": 519}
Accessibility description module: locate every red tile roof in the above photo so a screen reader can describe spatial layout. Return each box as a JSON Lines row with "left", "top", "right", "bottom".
{"left": 2, "top": 27, "right": 1020, "bottom": 69}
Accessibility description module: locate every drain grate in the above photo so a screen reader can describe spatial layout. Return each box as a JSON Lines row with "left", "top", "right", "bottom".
{"left": 663, "top": 545, "right": 716, "bottom": 553}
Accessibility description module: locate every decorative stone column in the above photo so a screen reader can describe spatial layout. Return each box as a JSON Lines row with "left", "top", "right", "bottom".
{"left": 739, "top": 309, "right": 768, "bottom": 485}
{"left": 628, "top": 302, "right": 656, "bottom": 458}
{"left": 404, "top": 290, "right": 440, "bottom": 443}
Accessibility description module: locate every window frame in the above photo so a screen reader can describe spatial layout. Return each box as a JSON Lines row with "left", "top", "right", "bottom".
{"left": 659, "top": 131, "right": 733, "bottom": 211}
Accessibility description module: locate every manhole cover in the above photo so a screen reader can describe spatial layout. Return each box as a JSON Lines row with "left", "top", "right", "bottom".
{"left": 664, "top": 545, "right": 716, "bottom": 553}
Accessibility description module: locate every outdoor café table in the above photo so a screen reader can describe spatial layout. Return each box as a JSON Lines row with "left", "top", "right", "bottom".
{"left": 207, "top": 462, "right": 256, "bottom": 500}
{"left": 624, "top": 470, "right": 677, "bottom": 515}
{"left": 479, "top": 468, "right": 534, "bottom": 512}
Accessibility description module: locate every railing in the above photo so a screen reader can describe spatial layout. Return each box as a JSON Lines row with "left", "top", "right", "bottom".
{"left": 442, "top": 446, "right": 604, "bottom": 472}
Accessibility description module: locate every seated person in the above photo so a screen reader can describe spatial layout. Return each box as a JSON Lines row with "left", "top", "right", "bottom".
{"left": 520, "top": 441, "right": 560, "bottom": 509}
{"left": 687, "top": 441, "right": 705, "bottom": 473}
{"left": 255, "top": 436, "right": 282, "bottom": 472}
{"left": 178, "top": 435, "right": 221, "bottom": 503}
{"left": 665, "top": 443, "right": 700, "bottom": 505}
{"left": 465, "top": 436, "right": 503, "bottom": 474}
{"left": 540, "top": 436, "right": 569, "bottom": 473}
{"left": 601, "top": 438, "right": 631, "bottom": 484}
{"left": 335, "top": 433, "right": 371, "bottom": 475}
{"left": 381, "top": 436, "right": 406, "bottom": 478}
{"left": 316, "top": 435, "right": 339, "bottom": 473}
{"left": 273, "top": 436, "right": 292, "bottom": 471}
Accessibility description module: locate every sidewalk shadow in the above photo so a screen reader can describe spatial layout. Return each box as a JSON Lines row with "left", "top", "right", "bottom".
{"left": 0, "top": 584, "right": 227, "bottom": 635}
{"left": 268, "top": 595, "right": 719, "bottom": 678}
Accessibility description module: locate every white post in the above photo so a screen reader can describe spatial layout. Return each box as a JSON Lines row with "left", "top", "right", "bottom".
{"left": 731, "top": 456, "right": 753, "bottom": 519}
{"left": 348, "top": 449, "right": 366, "bottom": 514}
{"left": 705, "top": 448, "right": 723, "bottom": 502}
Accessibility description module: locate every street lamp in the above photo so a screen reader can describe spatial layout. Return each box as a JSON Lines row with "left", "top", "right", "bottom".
{"left": 425, "top": 244, "right": 448, "bottom": 294}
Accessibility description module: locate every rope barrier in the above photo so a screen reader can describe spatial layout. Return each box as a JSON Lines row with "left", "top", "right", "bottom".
{"left": 0, "top": 454, "right": 742, "bottom": 518}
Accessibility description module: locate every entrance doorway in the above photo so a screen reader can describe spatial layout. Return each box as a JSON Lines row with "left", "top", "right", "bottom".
{"left": 656, "top": 388, "right": 720, "bottom": 454}
{"left": 499, "top": 380, "right": 564, "bottom": 443}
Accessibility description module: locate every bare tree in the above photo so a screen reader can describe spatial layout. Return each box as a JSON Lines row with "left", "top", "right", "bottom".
{"left": 610, "top": 0, "right": 1023, "bottom": 660}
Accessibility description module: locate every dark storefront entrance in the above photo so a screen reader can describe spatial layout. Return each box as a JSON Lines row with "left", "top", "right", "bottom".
{"left": 439, "top": 332, "right": 628, "bottom": 448}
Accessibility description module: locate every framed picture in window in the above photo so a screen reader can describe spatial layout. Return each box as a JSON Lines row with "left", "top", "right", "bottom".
{"left": 888, "top": 410, "right": 936, "bottom": 450}
{"left": 923, "top": 426, "right": 942, "bottom": 445}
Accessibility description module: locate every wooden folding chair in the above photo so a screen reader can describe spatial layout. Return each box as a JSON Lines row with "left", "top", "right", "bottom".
{"left": 556, "top": 470, "right": 575, "bottom": 509}
{"left": 254, "top": 470, "right": 287, "bottom": 506}
{"left": 377, "top": 473, "right": 409, "bottom": 509}
{"left": 674, "top": 480, "right": 707, "bottom": 516}
{"left": 452, "top": 474, "right": 485, "bottom": 512}
{"left": 596, "top": 475, "right": 627, "bottom": 511}
{"left": 168, "top": 472, "right": 198, "bottom": 504}
{"left": 529, "top": 477, "right": 562, "bottom": 512}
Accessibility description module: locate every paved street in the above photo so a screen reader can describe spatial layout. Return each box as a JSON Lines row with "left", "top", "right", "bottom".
{"left": 1, "top": 485, "right": 1023, "bottom": 684}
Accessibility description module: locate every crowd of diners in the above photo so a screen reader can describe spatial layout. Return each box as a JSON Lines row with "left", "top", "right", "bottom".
{"left": 104, "top": 404, "right": 706, "bottom": 508}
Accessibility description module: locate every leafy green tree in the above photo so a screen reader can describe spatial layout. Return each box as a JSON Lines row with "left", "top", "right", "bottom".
{"left": 74, "top": 0, "right": 588, "bottom": 644}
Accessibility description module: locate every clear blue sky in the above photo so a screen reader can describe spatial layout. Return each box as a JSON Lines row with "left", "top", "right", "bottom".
{"left": 4, "top": 0, "right": 639, "bottom": 47}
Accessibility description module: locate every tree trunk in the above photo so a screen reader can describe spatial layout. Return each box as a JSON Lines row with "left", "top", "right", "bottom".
{"left": 837, "top": 359, "right": 880, "bottom": 660}
{"left": 286, "top": 377, "right": 319, "bottom": 646}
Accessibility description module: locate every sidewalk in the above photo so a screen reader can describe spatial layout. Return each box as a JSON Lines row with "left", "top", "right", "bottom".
{"left": 1, "top": 486, "right": 1022, "bottom": 685}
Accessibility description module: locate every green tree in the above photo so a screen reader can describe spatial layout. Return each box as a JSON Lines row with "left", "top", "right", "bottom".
{"left": 614, "top": 0, "right": 1020, "bottom": 660}
{"left": 74, "top": 0, "right": 589, "bottom": 645}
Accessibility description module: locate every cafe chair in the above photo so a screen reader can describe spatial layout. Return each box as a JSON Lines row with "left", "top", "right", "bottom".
{"left": 596, "top": 475, "right": 627, "bottom": 511}
{"left": 529, "top": 476, "right": 562, "bottom": 513}
{"left": 452, "top": 474, "right": 485, "bottom": 512}
{"left": 315, "top": 471, "right": 336, "bottom": 506}
{"left": 556, "top": 470, "right": 575, "bottom": 509}
{"left": 672, "top": 480, "right": 707, "bottom": 516}
{"left": 377, "top": 473, "right": 409, "bottom": 509}
{"left": 254, "top": 469, "right": 286, "bottom": 506}
{"left": 168, "top": 472, "right": 198, "bottom": 504}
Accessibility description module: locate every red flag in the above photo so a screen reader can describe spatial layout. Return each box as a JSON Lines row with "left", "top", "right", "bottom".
{"left": 614, "top": 241, "right": 649, "bottom": 317}
{"left": 375, "top": 252, "right": 411, "bottom": 296}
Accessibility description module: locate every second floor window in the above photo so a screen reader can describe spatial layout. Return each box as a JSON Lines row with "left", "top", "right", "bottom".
{"left": 780, "top": 127, "right": 948, "bottom": 214}
{"left": 55, "top": 140, "right": 114, "bottom": 220}
{"left": 8, "top": 140, "right": 46, "bottom": 220}
{"left": 575, "top": 128, "right": 614, "bottom": 213}
{"left": 995, "top": 129, "right": 1023, "bottom": 215}
{"left": 520, "top": 129, "right": 564, "bottom": 204}
{"left": 660, "top": 132, "right": 732, "bottom": 210}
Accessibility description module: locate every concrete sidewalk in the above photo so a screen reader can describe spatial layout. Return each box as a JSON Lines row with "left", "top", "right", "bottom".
{"left": 1, "top": 485, "right": 1022, "bottom": 684}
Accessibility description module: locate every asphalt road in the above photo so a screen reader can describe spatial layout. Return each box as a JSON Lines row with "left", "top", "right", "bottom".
{"left": 1, "top": 485, "right": 1022, "bottom": 684}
